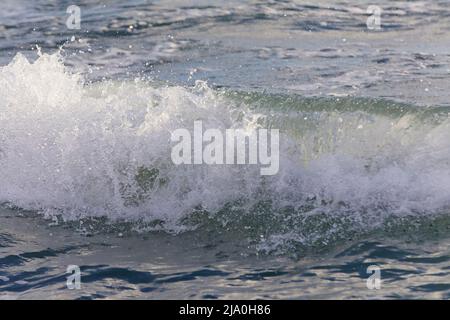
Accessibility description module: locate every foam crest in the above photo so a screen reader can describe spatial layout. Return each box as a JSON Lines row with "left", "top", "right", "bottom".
{"left": 1, "top": 53, "right": 450, "bottom": 249}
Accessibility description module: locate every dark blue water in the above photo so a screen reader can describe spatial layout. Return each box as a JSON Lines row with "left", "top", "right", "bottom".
{"left": 1, "top": 208, "right": 450, "bottom": 299}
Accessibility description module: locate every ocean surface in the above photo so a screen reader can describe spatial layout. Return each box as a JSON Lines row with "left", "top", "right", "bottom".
{"left": 1, "top": 0, "right": 450, "bottom": 299}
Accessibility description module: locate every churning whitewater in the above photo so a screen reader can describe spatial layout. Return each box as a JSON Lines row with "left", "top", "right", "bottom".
{"left": 1, "top": 52, "right": 450, "bottom": 250}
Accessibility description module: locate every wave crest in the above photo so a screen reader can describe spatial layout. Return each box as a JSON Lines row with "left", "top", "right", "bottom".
{"left": 1, "top": 52, "right": 450, "bottom": 250}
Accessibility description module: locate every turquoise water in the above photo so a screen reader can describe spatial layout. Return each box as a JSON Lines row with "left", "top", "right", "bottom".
{"left": 1, "top": 0, "right": 450, "bottom": 299}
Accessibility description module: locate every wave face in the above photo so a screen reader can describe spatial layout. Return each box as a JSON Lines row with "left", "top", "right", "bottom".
{"left": 1, "top": 53, "right": 450, "bottom": 252}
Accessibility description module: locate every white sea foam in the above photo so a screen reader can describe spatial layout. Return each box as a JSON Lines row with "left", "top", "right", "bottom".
{"left": 0, "top": 52, "right": 270, "bottom": 230}
{"left": 1, "top": 52, "right": 450, "bottom": 240}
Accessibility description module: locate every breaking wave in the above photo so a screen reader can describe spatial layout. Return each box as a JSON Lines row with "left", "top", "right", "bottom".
{"left": 1, "top": 52, "right": 450, "bottom": 252}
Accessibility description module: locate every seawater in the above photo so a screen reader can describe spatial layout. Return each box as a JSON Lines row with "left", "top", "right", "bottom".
{"left": 0, "top": 0, "right": 450, "bottom": 299}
